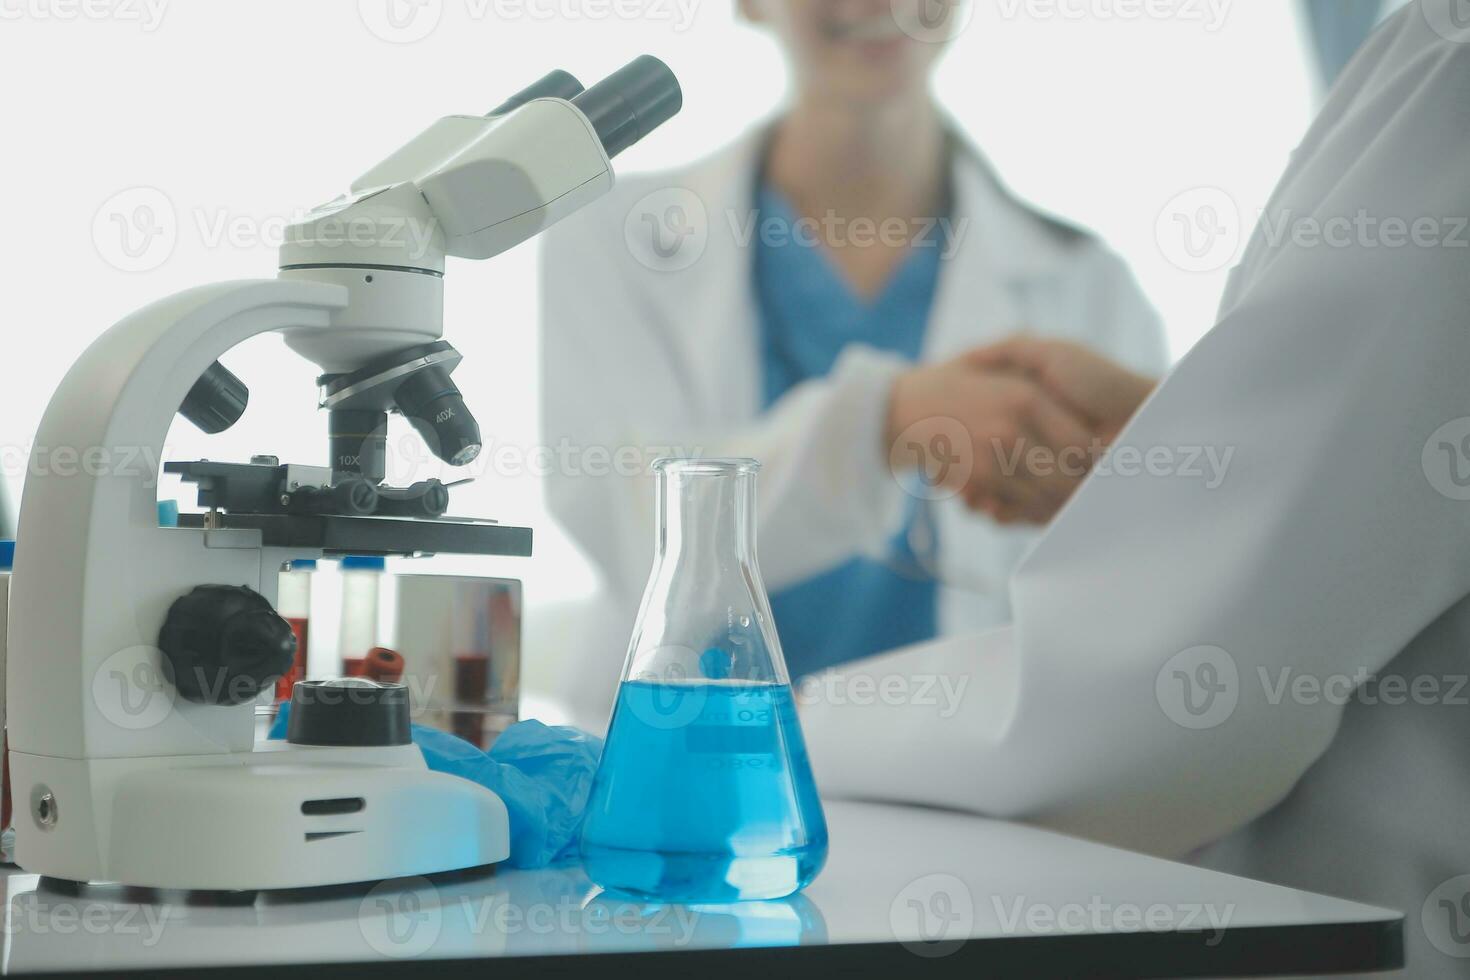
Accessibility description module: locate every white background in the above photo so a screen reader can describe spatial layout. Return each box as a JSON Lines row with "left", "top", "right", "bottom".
{"left": 0, "top": 0, "right": 1347, "bottom": 653}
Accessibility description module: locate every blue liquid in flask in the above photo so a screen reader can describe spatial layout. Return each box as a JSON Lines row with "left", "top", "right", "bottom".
{"left": 580, "top": 679, "right": 829, "bottom": 903}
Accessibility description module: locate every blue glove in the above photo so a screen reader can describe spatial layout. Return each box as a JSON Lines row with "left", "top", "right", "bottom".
{"left": 270, "top": 704, "right": 603, "bottom": 869}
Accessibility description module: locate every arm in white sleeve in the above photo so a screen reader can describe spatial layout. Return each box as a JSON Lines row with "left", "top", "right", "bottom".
{"left": 538, "top": 217, "right": 909, "bottom": 601}
{"left": 1084, "top": 246, "right": 1172, "bottom": 378}
{"left": 802, "top": 27, "right": 1470, "bottom": 858}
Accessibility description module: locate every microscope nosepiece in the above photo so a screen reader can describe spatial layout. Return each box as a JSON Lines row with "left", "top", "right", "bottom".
{"left": 573, "top": 55, "right": 683, "bottom": 159}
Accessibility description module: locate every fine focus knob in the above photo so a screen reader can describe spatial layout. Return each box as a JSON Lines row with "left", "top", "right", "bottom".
{"left": 158, "top": 585, "right": 296, "bottom": 705}
{"left": 288, "top": 679, "right": 411, "bottom": 747}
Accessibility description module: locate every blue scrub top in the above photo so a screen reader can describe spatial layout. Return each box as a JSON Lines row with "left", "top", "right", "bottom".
{"left": 755, "top": 186, "right": 942, "bottom": 678}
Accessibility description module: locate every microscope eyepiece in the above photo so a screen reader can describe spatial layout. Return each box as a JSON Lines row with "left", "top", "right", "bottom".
{"left": 573, "top": 55, "right": 683, "bottom": 159}
{"left": 488, "top": 69, "right": 585, "bottom": 116}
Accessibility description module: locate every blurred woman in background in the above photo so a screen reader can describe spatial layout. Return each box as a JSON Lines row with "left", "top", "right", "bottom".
{"left": 539, "top": 0, "right": 1165, "bottom": 728}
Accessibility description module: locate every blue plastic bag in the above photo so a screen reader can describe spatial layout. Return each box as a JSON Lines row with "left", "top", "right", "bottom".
{"left": 270, "top": 704, "right": 603, "bottom": 869}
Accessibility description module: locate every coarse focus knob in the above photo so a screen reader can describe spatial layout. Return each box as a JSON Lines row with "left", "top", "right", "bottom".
{"left": 158, "top": 585, "right": 296, "bottom": 705}
{"left": 180, "top": 361, "right": 249, "bottom": 434}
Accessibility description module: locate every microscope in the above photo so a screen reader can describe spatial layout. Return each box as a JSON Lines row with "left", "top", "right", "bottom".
{"left": 6, "top": 57, "right": 681, "bottom": 891}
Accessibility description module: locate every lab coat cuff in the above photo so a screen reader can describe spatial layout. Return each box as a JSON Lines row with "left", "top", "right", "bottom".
{"left": 831, "top": 346, "right": 912, "bottom": 554}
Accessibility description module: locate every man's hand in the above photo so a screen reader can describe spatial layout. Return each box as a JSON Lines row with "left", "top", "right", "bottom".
{"left": 885, "top": 353, "right": 1097, "bottom": 524}
{"left": 966, "top": 336, "right": 1159, "bottom": 443}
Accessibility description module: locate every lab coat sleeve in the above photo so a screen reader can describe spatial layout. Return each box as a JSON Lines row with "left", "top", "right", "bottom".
{"left": 1085, "top": 246, "right": 1171, "bottom": 377}
{"left": 538, "top": 215, "right": 910, "bottom": 601}
{"left": 801, "top": 34, "right": 1470, "bottom": 858}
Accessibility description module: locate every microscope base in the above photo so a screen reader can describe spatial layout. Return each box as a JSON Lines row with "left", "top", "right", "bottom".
{"left": 11, "top": 743, "right": 510, "bottom": 890}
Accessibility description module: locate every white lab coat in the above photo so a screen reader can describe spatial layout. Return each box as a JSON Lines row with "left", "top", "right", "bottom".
{"left": 539, "top": 127, "right": 1168, "bottom": 728}
{"left": 801, "top": 5, "right": 1470, "bottom": 977}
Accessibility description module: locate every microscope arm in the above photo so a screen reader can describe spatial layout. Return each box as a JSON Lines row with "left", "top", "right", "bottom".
{"left": 10, "top": 279, "right": 348, "bottom": 766}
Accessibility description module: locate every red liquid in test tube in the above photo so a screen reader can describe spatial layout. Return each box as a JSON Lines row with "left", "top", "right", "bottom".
{"left": 453, "top": 654, "right": 490, "bottom": 748}
{"left": 275, "top": 616, "right": 309, "bottom": 700}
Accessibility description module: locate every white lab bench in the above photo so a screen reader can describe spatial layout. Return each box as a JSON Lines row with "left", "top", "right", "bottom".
{"left": 0, "top": 801, "right": 1401, "bottom": 978}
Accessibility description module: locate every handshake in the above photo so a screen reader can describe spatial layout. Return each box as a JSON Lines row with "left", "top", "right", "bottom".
{"left": 885, "top": 336, "right": 1158, "bottom": 525}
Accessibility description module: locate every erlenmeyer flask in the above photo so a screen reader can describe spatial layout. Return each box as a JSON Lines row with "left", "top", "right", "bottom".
{"left": 579, "top": 458, "right": 828, "bottom": 903}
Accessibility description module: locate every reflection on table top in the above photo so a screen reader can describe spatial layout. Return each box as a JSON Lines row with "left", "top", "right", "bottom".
{"left": 0, "top": 801, "right": 1401, "bottom": 977}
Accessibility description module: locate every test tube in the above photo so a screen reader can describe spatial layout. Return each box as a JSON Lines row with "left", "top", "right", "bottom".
{"left": 339, "top": 556, "right": 386, "bottom": 676}
{"left": 275, "top": 559, "right": 315, "bottom": 700}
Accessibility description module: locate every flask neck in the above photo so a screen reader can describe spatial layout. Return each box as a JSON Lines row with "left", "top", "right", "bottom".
{"left": 656, "top": 467, "right": 757, "bottom": 571}
{"left": 629, "top": 459, "right": 785, "bottom": 686}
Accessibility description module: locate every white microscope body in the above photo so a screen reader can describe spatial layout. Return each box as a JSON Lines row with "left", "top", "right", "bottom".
{"left": 7, "top": 59, "right": 680, "bottom": 890}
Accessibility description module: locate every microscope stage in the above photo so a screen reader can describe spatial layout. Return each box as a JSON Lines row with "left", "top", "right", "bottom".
{"left": 176, "top": 512, "right": 532, "bottom": 558}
